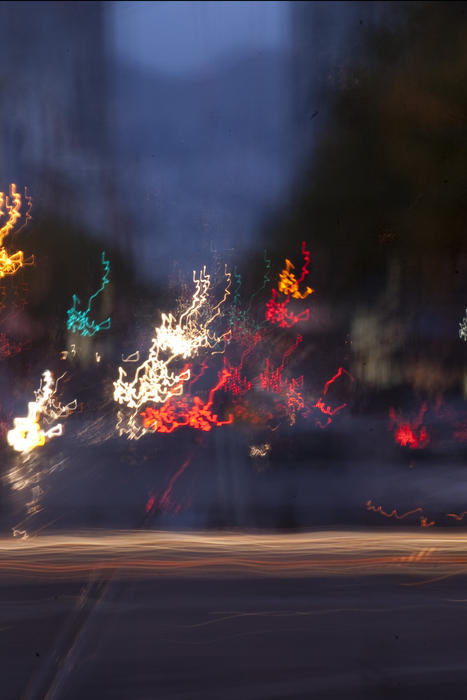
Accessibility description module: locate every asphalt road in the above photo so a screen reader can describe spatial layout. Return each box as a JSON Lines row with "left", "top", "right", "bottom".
{"left": 2, "top": 531, "right": 467, "bottom": 699}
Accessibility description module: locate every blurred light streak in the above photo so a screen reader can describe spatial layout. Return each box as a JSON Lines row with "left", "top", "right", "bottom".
{"left": 0, "top": 332, "right": 26, "bottom": 359}
{"left": 0, "top": 184, "right": 34, "bottom": 278}
{"left": 446, "top": 512, "right": 467, "bottom": 521}
{"left": 205, "top": 265, "right": 231, "bottom": 328}
{"left": 158, "top": 453, "right": 195, "bottom": 512}
{"left": 366, "top": 500, "right": 423, "bottom": 521}
{"left": 287, "top": 376, "right": 304, "bottom": 424}
{"left": 67, "top": 251, "right": 111, "bottom": 336}
{"left": 278, "top": 241, "right": 314, "bottom": 300}
{"left": 122, "top": 351, "right": 140, "bottom": 362}
{"left": 265, "top": 288, "right": 310, "bottom": 328}
{"left": 313, "top": 367, "right": 353, "bottom": 428}
{"left": 7, "top": 450, "right": 69, "bottom": 537}
{"left": 7, "top": 370, "right": 76, "bottom": 452}
{"left": 420, "top": 516, "right": 436, "bottom": 528}
{"left": 74, "top": 415, "right": 114, "bottom": 446}
{"left": 140, "top": 368, "right": 233, "bottom": 433}
{"left": 259, "top": 336, "right": 302, "bottom": 393}
{"left": 266, "top": 242, "right": 313, "bottom": 328}
{"left": 114, "top": 267, "right": 230, "bottom": 418}
{"left": 223, "top": 330, "right": 261, "bottom": 396}
{"left": 249, "top": 443, "right": 271, "bottom": 457}
{"left": 0, "top": 183, "right": 22, "bottom": 243}
{"left": 459, "top": 309, "right": 467, "bottom": 341}
{"left": 2, "top": 531, "right": 467, "bottom": 582}
{"left": 321, "top": 367, "right": 353, "bottom": 396}
{"left": 389, "top": 402, "right": 430, "bottom": 449}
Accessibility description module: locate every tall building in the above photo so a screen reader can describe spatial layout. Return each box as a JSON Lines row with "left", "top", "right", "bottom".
{"left": 0, "top": 1, "right": 121, "bottom": 243}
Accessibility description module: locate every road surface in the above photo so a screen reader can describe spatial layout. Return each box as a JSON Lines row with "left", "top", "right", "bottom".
{"left": 2, "top": 531, "right": 467, "bottom": 699}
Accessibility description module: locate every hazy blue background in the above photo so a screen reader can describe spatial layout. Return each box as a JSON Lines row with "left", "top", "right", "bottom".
{"left": 113, "top": 1, "right": 287, "bottom": 75}
{"left": 0, "top": 1, "right": 465, "bottom": 534}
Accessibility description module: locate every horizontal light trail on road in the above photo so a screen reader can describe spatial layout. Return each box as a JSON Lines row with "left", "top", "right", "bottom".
{"left": 1, "top": 531, "right": 467, "bottom": 581}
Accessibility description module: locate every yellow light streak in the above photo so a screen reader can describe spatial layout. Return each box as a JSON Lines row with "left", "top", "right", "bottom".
{"left": 7, "top": 370, "right": 76, "bottom": 453}
{"left": 249, "top": 443, "right": 271, "bottom": 458}
{"left": 0, "top": 183, "right": 34, "bottom": 278}
{"left": 122, "top": 351, "right": 140, "bottom": 363}
{"left": 278, "top": 258, "right": 314, "bottom": 299}
{"left": 0, "top": 183, "right": 22, "bottom": 245}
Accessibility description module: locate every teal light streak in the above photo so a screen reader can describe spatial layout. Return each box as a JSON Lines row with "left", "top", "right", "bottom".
{"left": 67, "top": 251, "right": 111, "bottom": 337}
{"left": 246, "top": 249, "right": 271, "bottom": 314}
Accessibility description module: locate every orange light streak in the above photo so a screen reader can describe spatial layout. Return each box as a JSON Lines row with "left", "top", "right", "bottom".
{"left": 278, "top": 242, "right": 314, "bottom": 299}
{"left": 420, "top": 516, "right": 435, "bottom": 528}
{"left": 446, "top": 512, "right": 467, "bottom": 521}
{"left": 366, "top": 500, "right": 423, "bottom": 521}
{"left": 0, "top": 184, "right": 34, "bottom": 278}
{"left": 0, "top": 531, "right": 460, "bottom": 582}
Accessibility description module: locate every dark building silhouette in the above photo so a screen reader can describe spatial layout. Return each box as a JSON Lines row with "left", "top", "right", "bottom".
{"left": 0, "top": 1, "right": 123, "bottom": 245}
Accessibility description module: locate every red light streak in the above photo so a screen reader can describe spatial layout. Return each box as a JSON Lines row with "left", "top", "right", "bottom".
{"left": 313, "top": 367, "right": 354, "bottom": 428}
{"left": 394, "top": 425, "right": 429, "bottom": 449}
{"left": 321, "top": 367, "right": 353, "bottom": 395}
{"left": 287, "top": 377, "right": 305, "bottom": 411}
{"left": 159, "top": 453, "right": 194, "bottom": 512}
{"left": 266, "top": 242, "right": 313, "bottom": 327}
{"left": 0, "top": 333, "right": 26, "bottom": 359}
{"left": 145, "top": 494, "right": 156, "bottom": 513}
{"left": 265, "top": 289, "right": 310, "bottom": 328}
{"left": 187, "top": 360, "right": 208, "bottom": 388}
{"left": 279, "top": 334, "right": 302, "bottom": 370}
{"left": 259, "top": 336, "right": 302, "bottom": 393}
{"left": 141, "top": 369, "right": 233, "bottom": 433}
{"left": 224, "top": 366, "right": 252, "bottom": 396}
{"left": 296, "top": 242, "right": 312, "bottom": 285}
{"left": 313, "top": 397, "right": 347, "bottom": 418}
{"left": 223, "top": 331, "right": 261, "bottom": 396}
{"left": 389, "top": 402, "right": 430, "bottom": 449}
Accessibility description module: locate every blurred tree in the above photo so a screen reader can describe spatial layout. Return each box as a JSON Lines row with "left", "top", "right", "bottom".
{"left": 261, "top": 1, "right": 467, "bottom": 393}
